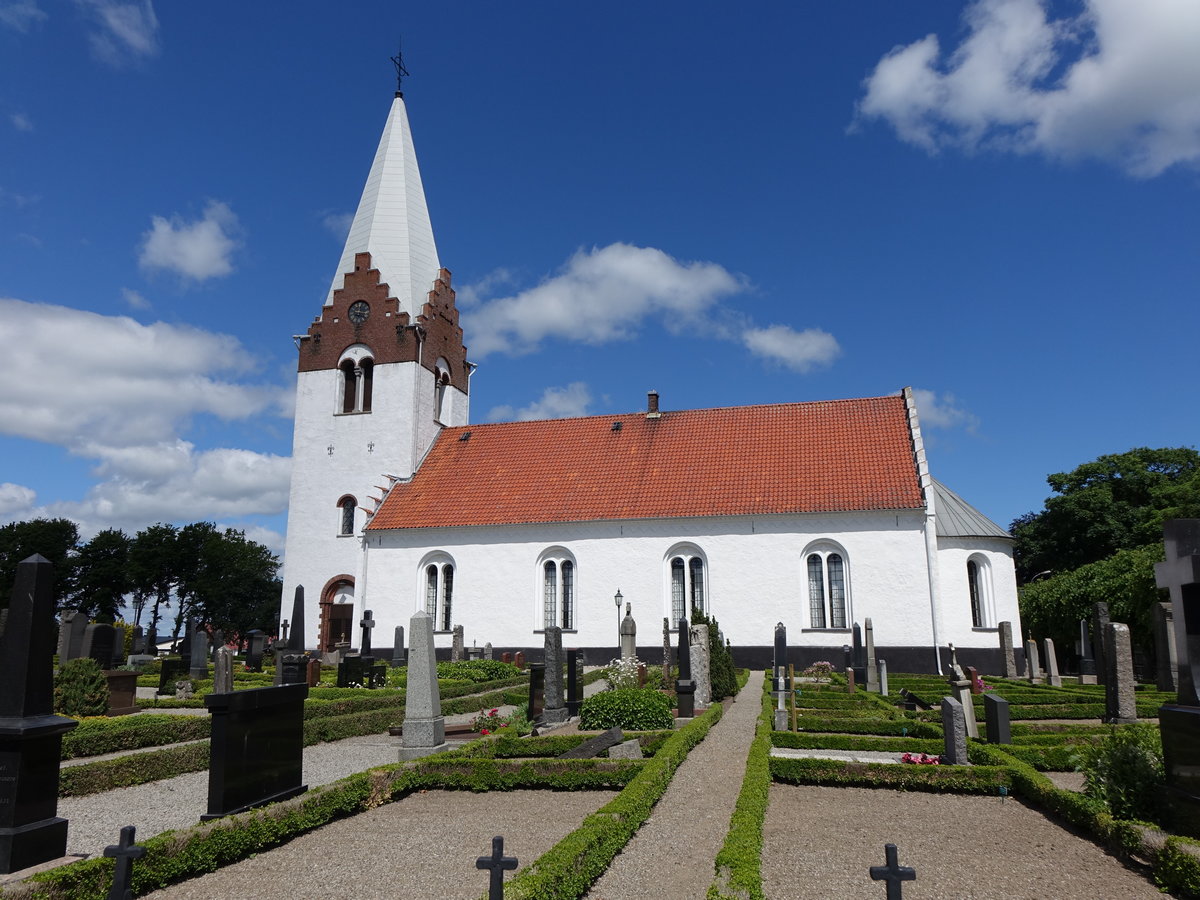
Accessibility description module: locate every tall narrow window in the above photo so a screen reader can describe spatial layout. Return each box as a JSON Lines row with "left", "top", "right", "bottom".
{"left": 689, "top": 557, "right": 706, "bottom": 614}
{"left": 539, "top": 551, "right": 577, "bottom": 630}
{"left": 440, "top": 564, "right": 453, "bottom": 631}
{"left": 561, "top": 560, "right": 574, "bottom": 630}
{"left": 360, "top": 359, "right": 374, "bottom": 412}
{"left": 805, "top": 545, "right": 850, "bottom": 629}
{"left": 543, "top": 561, "right": 558, "bottom": 628}
{"left": 338, "top": 496, "right": 356, "bottom": 536}
{"left": 967, "top": 556, "right": 992, "bottom": 627}
{"left": 667, "top": 547, "right": 707, "bottom": 628}
{"left": 340, "top": 360, "right": 356, "bottom": 413}
{"left": 425, "top": 565, "right": 438, "bottom": 617}
{"left": 671, "top": 557, "right": 686, "bottom": 626}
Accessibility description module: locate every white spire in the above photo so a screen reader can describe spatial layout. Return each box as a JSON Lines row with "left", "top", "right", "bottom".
{"left": 325, "top": 94, "right": 440, "bottom": 314}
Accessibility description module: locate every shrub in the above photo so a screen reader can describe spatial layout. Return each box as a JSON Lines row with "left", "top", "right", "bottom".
{"left": 435, "top": 659, "right": 521, "bottom": 683}
{"left": 54, "top": 657, "right": 109, "bottom": 717}
{"left": 1074, "top": 724, "right": 1165, "bottom": 821}
{"left": 579, "top": 688, "right": 673, "bottom": 730}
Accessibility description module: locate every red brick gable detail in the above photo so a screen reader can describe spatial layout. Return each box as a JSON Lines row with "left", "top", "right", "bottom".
{"left": 297, "top": 253, "right": 469, "bottom": 392}
{"left": 367, "top": 394, "right": 925, "bottom": 531}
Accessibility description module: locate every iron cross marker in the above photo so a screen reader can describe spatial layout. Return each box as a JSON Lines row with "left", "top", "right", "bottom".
{"left": 360, "top": 610, "right": 376, "bottom": 656}
{"left": 476, "top": 834, "right": 518, "bottom": 899}
{"left": 104, "top": 825, "right": 146, "bottom": 900}
{"left": 870, "top": 843, "right": 916, "bottom": 900}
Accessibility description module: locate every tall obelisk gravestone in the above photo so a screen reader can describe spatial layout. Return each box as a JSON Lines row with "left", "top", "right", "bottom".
{"left": 399, "top": 610, "right": 447, "bottom": 761}
{"left": 0, "top": 555, "right": 79, "bottom": 873}
{"left": 1155, "top": 519, "right": 1200, "bottom": 837}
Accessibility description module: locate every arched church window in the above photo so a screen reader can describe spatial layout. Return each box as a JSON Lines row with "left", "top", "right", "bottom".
{"left": 360, "top": 358, "right": 373, "bottom": 412}
{"left": 422, "top": 556, "right": 455, "bottom": 632}
{"left": 340, "top": 360, "right": 356, "bottom": 414}
{"left": 667, "top": 545, "right": 707, "bottom": 628}
{"left": 540, "top": 550, "right": 577, "bottom": 630}
{"left": 805, "top": 544, "right": 848, "bottom": 629}
{"left": 338, "top": 496, "right": 356, "bottom": 536}
{"left": 967, "top": 556, "right": 992, "bottom": 627}
{"left": 337, "top": 346, "right": 374, "bottom": 414}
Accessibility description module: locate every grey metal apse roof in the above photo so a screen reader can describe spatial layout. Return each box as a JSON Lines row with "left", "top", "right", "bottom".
{"left": 933, "top": 479, "right": 1012, "bottom": 539}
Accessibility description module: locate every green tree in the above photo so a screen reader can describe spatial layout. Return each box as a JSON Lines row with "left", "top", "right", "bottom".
{"left": 71, "top": 528, "right": 132, "bottom": 621}
{"left": 128, "top": 523, "right": 180, "bottom": 631}
{"left": 178, "top": 525, "right": 281, "bottom": 641}
{"left": 1011, "top": 447, "right": 1200, "bottom": 583}
{"left": 0, "top": 518, "right": 80, "bottom": 609}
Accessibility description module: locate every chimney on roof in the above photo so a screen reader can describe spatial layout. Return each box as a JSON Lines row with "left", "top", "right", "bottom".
{"left": 646, "top": 390, "right": 661, "bottom": 420}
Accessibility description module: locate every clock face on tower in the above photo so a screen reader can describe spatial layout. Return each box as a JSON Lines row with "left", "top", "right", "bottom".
{"left": 348, "top": 301, "right": 370, "bottom": 325}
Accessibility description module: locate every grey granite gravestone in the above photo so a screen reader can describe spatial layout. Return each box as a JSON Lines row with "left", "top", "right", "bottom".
{"left": 1043, "top": 637, "right": 1062, "bottom": 687}
{"left": 399, "top": 609, "right": 447, "bottom": 760}
{"left": 998, "top": 621, "right": 1017, "bottom": 678}
{"left": 0, "top": 555, "right": 78, "bottom": 874}
{"left": 1155, "top": 601, "right": 1179, "bottom": 692}
{"left": 689, "top": 623, "right": 711, "bottom": 708}
{"left": 984, "top": 693, "right": 1011, "bottom": 744}
{"left": 80, "top": 623, "right": 117, "bottom": 670}
{"left": 468, "top": 646, "right": 484, "bottom": 661}
{"left": 484, "top": 642, "right": 493, "bottom": 660}
{"left": 452, "top": 624, "right": 465, "bottom": 662}
{"left": 556, "top": 727, "right": 623, "bottom": 759}
{"left": 542, "top": 626, "right": 569, "bottom": 724}
{"left": 203, "top": 681, "right": 308, "bottom": 819}
{"left": 941, "top": 696, "right": 969, "bottom": 765}
{"left": 390, "top": 625, "right": 406, "bottom": 668}
{"left": 55, "top": 610, "right": 81, "bottom": 665}
{"left": 864, "top": 618, "right": 880, "bottom": 693}
{"left": 675, "top": 617, "right": 695, "bottom": 719}
{"left": 945, "top": 645, "right": 978, "bottom": 739}
{"left": 213, "top": 647, "right": 234, "bottom": 695}
{"left": 1093, "top": 602, "right": 1111, "bottom": 686}
{"left": 620, "top": 602, "right": 637, "bottom": 660}
{"left": 878, "top": 658, "right": 889, "bottom": 696}
{"left": 1154, "top": 519, "right": 1200, "bottom": 836}
{"left": 1077, "top": 618, "right": 1098, "bottom": 684}
{"left": 1024, "top": 637, "right": 1042, "bottom": 683}
{"left": 609, "top": 739, "right": 644, "bottom": 759}
{"left": 662, "top": 617, "right": 673, "bottom": 685}
{"left": 189, "top": 628, "right": 209, "bottom": 680}
{"left": 1104, "top": 622, "right": 1137, "bottom": 724}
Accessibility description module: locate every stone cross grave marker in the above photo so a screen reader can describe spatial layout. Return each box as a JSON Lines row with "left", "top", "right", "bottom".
{"left": 391, "top": 625, "right": 406, "bottom": 667}
{"left": 941, "top": 695, "right": 969, "bottom": 765}
{"left": 476, "top": 835, "right": 518, "bottom": 900}
{"left": 1154, "top": 602, "right": 1179, "bottom": 692}
{"left": 620, "top": 602, "right": 637, "bottom": 659}
{"left": 103, "top": 824, "right": 146, "bottom": 900}
{"left": 1104, "top": 622, "right": 1137, "bottom": 724}
{"left": 280, "top": 619, "right": 289, "bottom": 643}
{"left": 869, "top": 843, "right": 916, "bottom": 900}
{"left": 675, "top": 617, "right": 695, "bottom": 718}
{"left": 542, "top": 626, "right": 568, "bottom": 723}
{"left": 689, "top": 623, "right": 711, "bottom": 708}
{"left": 1043, "top": 637, "right": 1062, "bottom": 687}
{"left": 399, "top": 609, "right": 446, "bottom": 760}
{"left": 359, "top": 609, "right": 375, "bottom": 657}
{"left": 998, "top": 621, "right": 1016, "bottom": 678}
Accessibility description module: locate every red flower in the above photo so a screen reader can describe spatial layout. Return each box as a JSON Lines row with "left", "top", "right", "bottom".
{"left": 480, "top": 728, "right": 490, "bottom": 735}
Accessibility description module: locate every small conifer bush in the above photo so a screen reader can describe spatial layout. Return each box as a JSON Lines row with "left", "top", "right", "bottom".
{"left": 1075, "top": 723, "right": 1164, "bottom": 821}
{"left": 55, "top": 657, "right": 110, "bottom": 717}
{"left": 579, "top": 688, "right": 673, "bottom": 730}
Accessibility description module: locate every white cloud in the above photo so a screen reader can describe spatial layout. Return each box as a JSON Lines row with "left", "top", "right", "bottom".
{"left": 0, "top": 482, "right": 36, "bottom": 518}
{"left": 10, "top": 112, "right": 32, "bottom": 132}
{"left": 913, "top": 388, "right": 980, "bottom": 432}
{"left": 320, "top": 210, "right": 353, "bottom": 241}
{"left": 121, "top": 286, "right": 150, "bottom": 309}
{"left": 77, "top": 0, "right": 159, "bottom": 67}
{"left": 856, "top": 0, "right": 1200, "bottom": 177}
{"left": 0, "top": 298, "right": 293, "bottom": 535}
{"left": 487, "top": 382, "right": 593, "bottom": 422}
{"left": 464, "top": 243, "right": 746, "bottom": 358}
{"left": 139, "top": 200, "right": 240, "bottom": 281}
{"left": 742, "top": 324, "right": 841, "bottom": 373}
{"left": 0, "top": 1, "right": 46, "bottom": 32}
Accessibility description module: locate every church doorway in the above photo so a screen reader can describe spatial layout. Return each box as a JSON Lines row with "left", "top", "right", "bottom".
{"left": 318, "top": 578, "right": 355, "bottom": 651}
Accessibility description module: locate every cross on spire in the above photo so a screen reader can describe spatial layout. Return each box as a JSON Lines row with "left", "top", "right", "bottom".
{"left": 869, "top": 843, "right": 916, "bottom": 900}
{"left": 390, "top": 43, "right": 410, "bottom": 95}
{"left": 476, "top": 835, "right": 518, "bottom": 899}
{"left": 104, "top": 825, "right": 147, "bottom": 900}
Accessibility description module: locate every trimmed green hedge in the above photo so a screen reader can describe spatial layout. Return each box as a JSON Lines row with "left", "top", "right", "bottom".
{"left": 771, "top": 731, "right": 944, "bottom": 756}
{"left": 61, "top": 715, "right": 211, "bottom": 760}
{"left": 791, "top": 715, "right": 941, "bottom": 738}
{"left": 60, "top": 743, "right": 211, "bottom": 797}
{"left": 770, "top": 756, "right": 1012, "bottom": 793}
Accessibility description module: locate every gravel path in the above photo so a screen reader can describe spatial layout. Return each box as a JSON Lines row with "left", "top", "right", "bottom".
{"left": 583, "top": 670, "right": 764, "bottom": 900}
{"left": 762, "top": 784, "right": 1165, "bottom": 899}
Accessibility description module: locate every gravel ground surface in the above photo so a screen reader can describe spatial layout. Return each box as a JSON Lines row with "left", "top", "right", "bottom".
{"left": 143, "top": 789, "right": 618, "bottom": 900}
{"left": 583, "top": 670, "right": 764, "bottom": 900}
{"left": 762, "top": 784, "right": 1166, "bottom": 900}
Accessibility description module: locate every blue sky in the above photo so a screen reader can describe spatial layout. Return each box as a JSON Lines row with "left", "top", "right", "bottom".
{"left": 1, "top": 1, "right": 1197, "bottom": 558}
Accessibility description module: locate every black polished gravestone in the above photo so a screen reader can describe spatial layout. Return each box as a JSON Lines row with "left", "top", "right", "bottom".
{"left": 244, "top": 629, "right": 266, "bottom": 672}
{"left": 566, "top": 648, "right": 582, "bottom": 716}
{"left": 275, "top": 586, "right": 308, "bottom": 687}
{"left": 527, "top": 663, "right": 546, "bottom": 719}
{"left": 202, "top": 682, "right": 308, "bottom": 820}
{"left": 1154, "top": 520, "right": 1200, "bottom": 837}
{"left": 675, "top": 617, "right": 696, "bottom": 718}
{"left": 0, "top": 555, "right": 79, "bottom": 874}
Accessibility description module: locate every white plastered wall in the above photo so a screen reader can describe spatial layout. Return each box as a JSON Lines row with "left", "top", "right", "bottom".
{"left": 935, "top": 537, "right": 1021, "bottom": 647}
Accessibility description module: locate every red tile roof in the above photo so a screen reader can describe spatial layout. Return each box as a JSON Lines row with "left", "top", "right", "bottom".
{"left": 367, "top": 394, "right": 924, "bottom": 530}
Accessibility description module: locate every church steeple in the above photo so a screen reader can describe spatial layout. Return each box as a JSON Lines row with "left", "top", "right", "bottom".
{"left": 325, "top": 91, "right": 439, "bottom": 317}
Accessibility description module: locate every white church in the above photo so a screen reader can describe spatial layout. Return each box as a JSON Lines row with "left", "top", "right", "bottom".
{"left": 281, "top": 88, "right": 1021, "bottom": 673}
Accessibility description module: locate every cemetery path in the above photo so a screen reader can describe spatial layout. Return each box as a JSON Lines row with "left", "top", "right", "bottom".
{"left": 583, "top": 670, "right": 765, "bottom": 900}
{"left": 761, "top": 784, "right": 1167, "bottom": 899}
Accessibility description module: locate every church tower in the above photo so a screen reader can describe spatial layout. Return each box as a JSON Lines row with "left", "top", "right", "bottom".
{"left": 282, "top": 88, "right": 469, "bottom": 651}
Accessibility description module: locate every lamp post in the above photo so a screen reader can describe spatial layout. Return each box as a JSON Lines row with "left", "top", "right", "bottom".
{"left": 614, "top": 589, "right": 623, "bottom": 648}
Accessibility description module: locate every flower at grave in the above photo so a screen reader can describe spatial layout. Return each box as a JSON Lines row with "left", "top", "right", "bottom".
{"left": 480, "top": 728, "right": 490, "bottom": 735}
{"left": 801, "top": 661, "right": 834, "bottom": 683}
{"left": 600, "top": 656, "right": 642, "bottom": 691}
{"left": 900, "top": 752, "right": 941, "bottom": 765}
{"left": 470, "top": 707, "right": 511, "bottom": 733}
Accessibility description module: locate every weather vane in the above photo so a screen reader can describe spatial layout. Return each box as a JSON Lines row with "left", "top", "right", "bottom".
{"left": 390, "top": 42, "right": 409, "bottom": 94}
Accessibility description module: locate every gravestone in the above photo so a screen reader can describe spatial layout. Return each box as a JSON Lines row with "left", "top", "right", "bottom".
{"left": 898, "top": 688, "right": 931, "bottom": 711}
{"left": 303, "top": 659, "right": 319, "bottom": 687}
{"left": 542, "top": 626, "right": 568, "bottom": 724}
{"left": 1092, "top": 602, "right": 1111, "bottom": 686}
{"left": 399, "top": 609, "right": 446, "bottom": 760}
{"left": 189, "top": 628, "right": 209, "bottom": 681}
{"left": 945, "top": 645, "right": 978, "bottom": 739}
{"left": 501, "top": 652, "right": 512, "bottom": 664}
{"left": 998, "top": 621, "right": 1017, "bottom": 678}
{"left": 675, "top": 617, "right": 696, "bottom": 718}
{"left": 878, "top": 658, "right": 889, "bottom": 696}
{"left": 213, "top": 647, "right": 234, "bottom": 694}
{"left": 870, "top": 843, "right": 916, "bottom": 899}
{"left": 276, "top": 586, "right": 308, "bottom": 686}
{"left": 244, "top": 629, "right": 266, "bottom": 672}
{"left": 111, "top": 625, "right": 127, "bottom": 667}
{"left": 337, "top": 655, "right": 371, "bottom": 688}
{"left": 80, "top": 623, "right": 117, "bottom": 670}
{"left": 131, "top": 625, "right": 145, "bottom": 655}
{"left": 103, "top": 825, "right": 146, "bottom": 900}
{"left": 566, "top": 649, "right": 582, "bottom": 716}
{"left": 851, "top": 622, "right": 865, "bottom": 685}
{"left": 390, "top": 625, "right": 406, "bottom": 668}
{"left": 477, "top": 835, "right": 518, "bottom": 900}
{"left": 609, "top": 739, "right": 643, "bottom": 759}
{"left": 157, "top": 657, "right": 187, "bottom": 695}
{"left": 452, "top": 624, "right": 465, "bottom": 662}
{"left": 689, "top": 623, "right": 711, "bottom": 708}
{"left": 144, "top": 625, "right": 158, "bottom": 658}
{"left": 984, "top": 693, "right": 1011, "bottom": 744}
{"left": 1155, "top": 601, "right": 1179, "bottom": 692}
{"left": 556, "top": 727, "right": 623, "bottom": 759}
{"left": 484, "top": 642, "right": 493, "bottom": 661}
{"left": 1103, "top": 622, "right": 1137, "bottom": 724}
{"left": 1077, "top": 618, "right": 1098, "bottom": 685}
{"left": 514, "top": 651, "right": 525, "bottom": 669}
{"left": 203, "top": 682, "right": 308, "bottom": 819}
{"left": 359, "top": 610, "right": 375, "bottom": 657}
{"left": 864, "top": 618, "right": 880, "bottom": 693}
{"left": 1043, "top": 638, "right": 1062, "bottom": 687}
{"left": 620, "top": 602, "right": 636, "bottom": 659}
{"left": 846, "top": 665, "right": 856, "bottom": 693}
{"left": 468, "top": 646, "right": 484, "bottom": 661}
{"left": 0, "top": 555, "right": 79, "bottom": 874}
{"left": 1024, "top": 637, "right": 1042, "bottom": 683}
{"left": 210, "top": 629, "right": 223, "bottom": 664}
{"left": 1154, "top": 519, "right": 1200, "bottom": 836}
{"left": 774, "top": 623, "right": 788, "bottom": 694}
{"left": 966, "top": 665, "right": 982, "bottom": 694}
{"left": 940, "top": 695, "right": 969, "bottom": 765}
{"left": 527, "top": 663, "right": 545, "bottom": 720}
{"left": 662, "top": 617, "right": 672, "bottom": 685}
{"left": 55, "top": 610, "right": 85, "bottom": 666}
